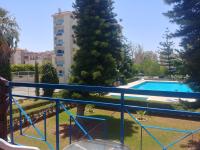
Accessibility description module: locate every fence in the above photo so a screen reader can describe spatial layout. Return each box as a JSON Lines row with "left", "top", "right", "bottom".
{"left": 8, "top": 82, "right": 200, "bottom": 150}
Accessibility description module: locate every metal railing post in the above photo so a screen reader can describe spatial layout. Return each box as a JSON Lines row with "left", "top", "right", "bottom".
{"left": 120, "top": 93, "right": 125, "bottom": 144}
{"left": 8, "top": 82, "right": 14, "bottom": 144}
{"left": 69, "top": 116, "right": 72, "bottom": 144}
{"left": 43, "top": 111, "right": 47, "bottom": 141}
{"left": 140, "top": 127, "right": 143, "bottom": 150}
{"left": 19, "top": 110, "right": 22, "bottom": 135}
{"left": 56, "top": 101, "right": 60, "bottom": 150}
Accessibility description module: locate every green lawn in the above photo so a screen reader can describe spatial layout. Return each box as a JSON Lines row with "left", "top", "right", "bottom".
{"left": 13, "top": 108, "right": 200, "bottom": 150}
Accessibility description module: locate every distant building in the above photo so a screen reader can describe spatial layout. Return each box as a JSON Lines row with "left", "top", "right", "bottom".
{"left": 24, "top": 51, "right": 54, "bottom": 65}
{"left": 10, "top": 48, "right": 26, "bottom": 64}
{"left": 53, "top": 11, "right": 76, "bottom": 83}
{"left": 11, "top": 49, "right": 54, "bottom": 65}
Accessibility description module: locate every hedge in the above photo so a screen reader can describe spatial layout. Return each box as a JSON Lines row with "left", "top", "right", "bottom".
{"left": 11, "top": 64, "right": 35, "bottom": 72}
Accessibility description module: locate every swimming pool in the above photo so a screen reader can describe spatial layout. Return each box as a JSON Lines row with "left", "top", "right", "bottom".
{"left": 132, "top": 81, "right": 193, "bottom": 92}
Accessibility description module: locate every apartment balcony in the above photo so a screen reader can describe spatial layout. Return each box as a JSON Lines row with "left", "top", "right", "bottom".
{"left": 56, "top": 61, "right": 64, "bottom": 67}
{"left": 56, "top": 50, "right": 64, "bottom": 57}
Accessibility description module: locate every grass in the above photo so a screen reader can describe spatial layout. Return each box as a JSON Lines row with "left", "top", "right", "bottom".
{"left": 13, "top": 108, "right": 200, "bottom": 150}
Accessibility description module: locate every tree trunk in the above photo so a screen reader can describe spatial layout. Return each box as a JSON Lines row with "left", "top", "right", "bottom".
{"left": 76, "top": 104, "right": 86, "bottom": 123}
{"left": 0, "top": 77, "right": 9, "bottom": 141}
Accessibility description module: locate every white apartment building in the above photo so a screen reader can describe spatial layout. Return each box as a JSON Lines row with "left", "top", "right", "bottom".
{"left": 53, "top": 11, "right": 76, "bottom": 83}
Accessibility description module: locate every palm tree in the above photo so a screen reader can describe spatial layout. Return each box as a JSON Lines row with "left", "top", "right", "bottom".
{"left": 0, "top": 7, "right": 19, "bottom": 80}
{"left": 0, "top": 7, "right": 19, "bottom": 141}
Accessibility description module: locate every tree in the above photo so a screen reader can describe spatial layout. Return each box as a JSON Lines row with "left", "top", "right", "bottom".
{"left": 71, "top": 0, "right": 123, "bottom": 116}
{"left": 0, "top": 7, "right": 19, "bottom": 80}
{"left": 164, "top": 0, "right": 200, "bottom": 84}
{"left": 158, "top": 28, "right": 175, "bottom": 76}
{"left": 0, "top": 7, "right": 18, "bottom": 141}
{"left": 40, "top": 63, "right": 59, "bottom": 97}
{"left": 133, "top": 44, "right": 145, "bottom": 64}
{"left": 119, "top": 40, "right": 135, "bottom": 83}
{"left": 34, "top": 61, "right": 40, "bottom": 96}
{"left": 133, "top": 58, "right": 167, "bottom": 77}
{"left": 133, "top": 44, "right": 158, "bottom": 65}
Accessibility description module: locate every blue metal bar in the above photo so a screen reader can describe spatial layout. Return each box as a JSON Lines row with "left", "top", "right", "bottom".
{"left": 69, "top": 116, "right": 72, "bottom": 144}
{"left": 44, "top": 111, "right": 47, "bottom": 141}
{"left": 125, "top": 109, "right": 165, "bottom": 149}
{"left": 22, "top": 134, "right": 45, "bottom": 141}
{"left": 13, "top": 94, "right": 120, "bottom": 108}
{"left": 76, "top": 115, "right": 106, "bottom": 121}
{"left": 140, "top": 127, "right": 143, "bottom": 150}
{"left": 8, "top": 82, "right": 14, "bottom": 144}
{"left": 60, "top": 104, "right": 93, "bottom": 140}
{"left": 125, "top": 105, "right": 200, "bottom": 117}
{"left": 56, "top": 101, "right": 60, "bottom": 150}
{"left": 104, "top": 120, "right": 107, "bottom": 140}
{"left": 19, "top": 110, "right": 22, "bottom": 135}
{"left": 12, "top": 97, "right": 54, "bottom": 150}
{"left": 143, "top": 125, "right": 193, "bottom": 133}
{"left": 12, "top": 94, "right": 200, "bottom": 117}
{"left": 10, "top": 82, "right": 200, "bottom": 99}
{"left": 120, "top": 93, "right": 125, "bottom": 145}
{"left": 165, "top": 127, "right": 200, "bottom": 149}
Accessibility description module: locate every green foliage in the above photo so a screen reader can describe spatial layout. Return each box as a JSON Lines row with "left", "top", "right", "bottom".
{"left": 164, "top": 0, "right": 200, "bottom": 84}
{"left": 0, "top": 62, "right": 11, "bottom": 80}
{"left": 136, "top": 110, "right": 146, "bottom": 120}
{"left": 40, "top": 63, "right": 59, "bottom": 97}
{"left": 71, "top": 0, "right": 123, "bottom": 86}
{"left": 34, "top": 62, "right": 40, "bottom": 96}
{"left": 86, "top": 104, "right": 95, "bottom": 113}
{"left": 119, "top": 40, "right": 135, "bottom": 81}
{"left": 133, "top": 58, "right": 167, "bottom": 76}
{"left": 0, "top": 7, "right": 19, "bottom": 80}
{"left": 158, "top": 28, "right": 175, "bottom": 76}
{"left": 173, "top": 56, "right": 187, "bottom": 76}
{"left": 11, "top": 64, "right": 35, "bottom": 72}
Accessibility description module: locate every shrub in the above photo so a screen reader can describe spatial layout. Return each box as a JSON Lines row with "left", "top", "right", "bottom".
{"left": 11, "top": 64, "right": 35, "bottom": 72}
{"left": 40, "top": 63, "right": 59, "bottom": 97}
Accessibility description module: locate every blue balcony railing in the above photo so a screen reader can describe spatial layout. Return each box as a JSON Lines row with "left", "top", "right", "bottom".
{"left": 8, "top": 82, "right": 200, "bottom": 150}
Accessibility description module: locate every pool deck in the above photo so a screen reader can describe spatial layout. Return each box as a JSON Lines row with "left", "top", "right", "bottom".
{"left": 108, "top": 80, "right": 196, "bottom": 103}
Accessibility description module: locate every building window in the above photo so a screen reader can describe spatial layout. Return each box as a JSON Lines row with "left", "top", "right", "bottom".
{"left": 56, "top": 39, "right": 64, "bottom": 46}
{"left": 56, "top": 61, "right": 64, "bottom": 67}
{"left": 55, "top": 19, "right": 64, "bottom": 25}
{"left": 56, "top": 29, "right": 64, "bottom": 36}
{"left": 58, "top": 70, "right": 64, "bottom": 77}
{"left": 56, "top": 50, "right": 64, "bottom": 56}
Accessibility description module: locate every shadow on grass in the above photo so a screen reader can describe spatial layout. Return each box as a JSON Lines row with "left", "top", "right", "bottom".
{"left": 58, "top": 114, "right": 138, "bottom": 142}
{"left": 180, "top": 139, "right": 200, "bottom": 150}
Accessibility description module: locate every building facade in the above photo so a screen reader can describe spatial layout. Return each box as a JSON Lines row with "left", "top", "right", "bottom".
{"left": 11, "top": 49, "right": 54, "bottom": 65}
{"left": 10, "top": 48, "right": 26, "bottom": 64}
{"left": 53, "top": 11, "right": 76, "bottom": 83}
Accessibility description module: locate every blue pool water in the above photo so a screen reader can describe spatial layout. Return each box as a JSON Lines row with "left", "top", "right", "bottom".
{"left": 132, "top": 81, "right": 193, "bottom": 92}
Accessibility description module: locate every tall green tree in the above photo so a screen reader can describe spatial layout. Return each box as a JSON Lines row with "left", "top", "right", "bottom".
{"left": 119, "top": 40, "right": 135, "bottom": 82}
{"left": 0, "top": 7, "right": 19, "bottom": 80}
{"left": 71, "top": 0, "right": 123, "bottom": 116}
{"left": 34, "top": 61, "right": 40, "bottom": 96}
{"left": 40, "top": 63, "right": 59, "bottom": 97}
{"left": 158, "top": 28, "right": 175, "bottom": 76}
{"left": 164, "top": 0, "right": 200, "bottom": 83}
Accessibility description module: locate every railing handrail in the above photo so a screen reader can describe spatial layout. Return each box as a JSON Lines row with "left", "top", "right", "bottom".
{"left": 9, "top": 82, "right": 200, "bottom": 99}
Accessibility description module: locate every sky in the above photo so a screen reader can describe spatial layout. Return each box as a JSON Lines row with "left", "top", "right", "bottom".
{"left": 0, "top": 0, "right": 180, "bottom": 52}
